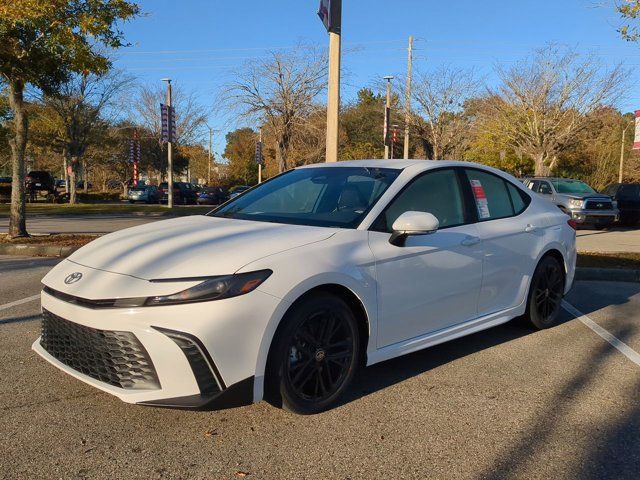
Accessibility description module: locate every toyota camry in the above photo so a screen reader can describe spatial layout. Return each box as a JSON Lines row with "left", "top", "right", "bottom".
{"left": 34, "top": 160, "right": 576, "bottom": 414}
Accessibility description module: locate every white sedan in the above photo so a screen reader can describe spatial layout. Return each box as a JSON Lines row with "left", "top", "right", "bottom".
{"left": 34, "top": 160, "right": 576, "bottom": 414}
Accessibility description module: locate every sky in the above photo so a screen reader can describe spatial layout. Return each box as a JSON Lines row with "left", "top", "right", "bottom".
{"left": 114, "top": 0, "right": 640, "bottom": 156}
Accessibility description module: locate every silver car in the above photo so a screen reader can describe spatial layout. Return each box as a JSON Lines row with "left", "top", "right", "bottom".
{"left": 128, "top": 186, "right": 159, "bottom": 204}
{"left": 523, "top": 177, "right": 619, "bottom": 228}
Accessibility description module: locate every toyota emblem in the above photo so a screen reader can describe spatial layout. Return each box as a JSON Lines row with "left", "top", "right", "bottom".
{"left": 64, "top": 272, "right": 83, "bottom": 285}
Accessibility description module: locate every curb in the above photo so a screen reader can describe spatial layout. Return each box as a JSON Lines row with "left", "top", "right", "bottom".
{"left": 575, "top": 267, "right": 640, "bottom": 283}
{"left": 0, "top": 244, "right": 80, "bottom": 257}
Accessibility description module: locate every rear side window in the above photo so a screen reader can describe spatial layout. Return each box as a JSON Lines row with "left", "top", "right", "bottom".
{"left": 620, "top": 185, "right": 640, "bottom": 199}
{"left": 465, "top": 169, "right": 530, "bottom": 221}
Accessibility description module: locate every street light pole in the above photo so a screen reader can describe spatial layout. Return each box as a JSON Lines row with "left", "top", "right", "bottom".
{"left": 162, "top": 78, "right": 173, "bottom": 208}
{"left": 208, "top": 127, "right": 213, "bottom": 185}
{"left": 258, "top": 128, "right": 263, "bottom": 184}
{"left": 383, "top": 76, "right": 394, "bottom": 160}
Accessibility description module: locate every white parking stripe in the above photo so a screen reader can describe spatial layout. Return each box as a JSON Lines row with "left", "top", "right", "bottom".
{"left": 0, "top": 294, "right": 40, "bottom": 312}
{"left": 562, "top": 300, "right": 640, "bottom": 367}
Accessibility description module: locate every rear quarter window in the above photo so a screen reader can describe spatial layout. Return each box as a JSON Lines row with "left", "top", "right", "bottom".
{"left": 465, "top": 169, "right": 530, "bottom": 221}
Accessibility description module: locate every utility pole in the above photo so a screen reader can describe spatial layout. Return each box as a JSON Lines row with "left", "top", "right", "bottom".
{"left": 383, "top": 76, "right": 394, "bottom": 160}
{"left": 403, "top": 36, "right": 413, "bottom": 160}
{"left": 320, "top": 0, "right": 342, "bottom": 163}
{"left": 208, "top": 127, "right": 213, "bottom": 185}
{"left": 162, "top": 78, "right": 173, "bottom": 208}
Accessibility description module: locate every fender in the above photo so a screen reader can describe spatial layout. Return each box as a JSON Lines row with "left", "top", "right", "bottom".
{"left": 251, "top": 271, "right": 377, "bottom": 403}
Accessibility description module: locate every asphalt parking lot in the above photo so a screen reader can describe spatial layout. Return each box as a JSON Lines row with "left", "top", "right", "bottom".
{"left": 1, "top": 256, "right": 639, "bottom": 480}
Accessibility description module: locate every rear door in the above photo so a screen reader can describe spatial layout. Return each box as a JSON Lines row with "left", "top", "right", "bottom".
{"left": 462, "top": 168, "right": 542, "bottom": 316}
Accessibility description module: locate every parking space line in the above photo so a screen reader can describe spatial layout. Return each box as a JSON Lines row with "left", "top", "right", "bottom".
{"left": 562, "top": 300, "right": 640, "bottom": 367}
{"left": 0, "top": 294, "right": 40, "bottom": 312}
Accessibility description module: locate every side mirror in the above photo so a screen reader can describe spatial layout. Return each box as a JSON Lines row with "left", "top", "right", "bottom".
{"left": 389, "top": 211, "right": 439, "bottom": 246}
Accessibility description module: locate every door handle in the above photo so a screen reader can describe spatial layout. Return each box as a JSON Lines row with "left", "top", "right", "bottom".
{"left": 460, "top": 236, "right": 481, "bottom": 247}
{"left": 524, "top": 224, "right": 538, "bottom": 233}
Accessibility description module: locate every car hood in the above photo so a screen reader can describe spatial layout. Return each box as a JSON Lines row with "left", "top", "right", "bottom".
{"left": 67, "top": 215, "right": 337, "bottom": 280}
{"left": 563, "top": 194, "right": 612, "bottom": 201}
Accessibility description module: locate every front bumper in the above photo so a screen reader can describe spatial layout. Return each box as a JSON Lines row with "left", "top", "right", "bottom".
{"left": 567, "top": 208, "right": 619, "bottom": 225}
{"left": 33, "top": 286, "right": 282, "bottom": 408}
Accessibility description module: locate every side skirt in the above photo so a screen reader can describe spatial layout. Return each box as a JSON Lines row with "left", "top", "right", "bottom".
{"left": 367, "top": 305, "right": 525, "bottom": 366}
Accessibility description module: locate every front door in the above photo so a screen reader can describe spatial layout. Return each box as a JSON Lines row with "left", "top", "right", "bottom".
{"left": 368, "top": 168, "right": 484, "bottom": 348}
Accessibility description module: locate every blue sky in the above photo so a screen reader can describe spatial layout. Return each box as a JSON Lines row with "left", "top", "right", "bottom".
{"left": 115, "top": 0, "right": 640, "bottom": 155}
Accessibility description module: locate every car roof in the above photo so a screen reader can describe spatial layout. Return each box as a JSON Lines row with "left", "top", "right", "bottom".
{"left": 527, "top": 177, "right": 583, "bottom": 181}
{"left": 297, "top": 159, "right": 486, "bottom": 171}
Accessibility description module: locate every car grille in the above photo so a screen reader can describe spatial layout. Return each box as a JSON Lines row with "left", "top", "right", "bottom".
{"left": 585, "top": 200, "right": 612, "bottom": 210}
{"left": 40, "top": 310, "right": 160, "bottom": 390}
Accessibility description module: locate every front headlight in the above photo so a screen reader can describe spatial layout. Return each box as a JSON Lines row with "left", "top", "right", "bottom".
{"left": 612, "top": 200, "right": 618, "bottom": 209}
{"left": 145, "top": 269, "right": 272, "bottom": 306}
{"left": 568, "top": 199, "right": 584, "bottom": 208}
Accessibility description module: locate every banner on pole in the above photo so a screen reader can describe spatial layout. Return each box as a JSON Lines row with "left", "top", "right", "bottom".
{"left": 634, "top": 110, "right": 640, "bottom": 150}
{"left": 255, "top": 140, "right": 264, "bottom": 165}
{"left": 317, "top": 0, "right": 341, "bottom": 34}
{"left": 383, "top": 107, "right": 391, "bottom": 146}
{"left": 160, "top": 104, "right": 177, "bottom": 143}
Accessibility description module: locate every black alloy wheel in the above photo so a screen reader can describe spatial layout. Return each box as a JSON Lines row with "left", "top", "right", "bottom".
{"left": 268, "top": 293, "right": 360, "bottom": 414}
{"left": 527, "top": 255, "right": 565, "bottom": 329}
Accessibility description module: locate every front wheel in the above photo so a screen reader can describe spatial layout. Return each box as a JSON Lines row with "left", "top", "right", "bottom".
{"left": 526, "top": 256, "right": 565, "bottom": 329}
{"left": 267, "top": 293, "right": 360, "bottom": 414}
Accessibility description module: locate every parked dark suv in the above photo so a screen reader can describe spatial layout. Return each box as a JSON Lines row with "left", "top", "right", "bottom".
{"left": 158, "top": 182, "right": 198, "bottom": 205}
{"left": 25, "top": 171, "right": 57, "bottom": 202}
{"left": 603, "top": 183, "right": 640, "bottom": 225}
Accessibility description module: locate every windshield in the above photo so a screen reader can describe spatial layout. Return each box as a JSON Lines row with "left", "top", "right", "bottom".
{"left": 552, "top": 179, "right": 596, "bottom": 195}
{"left": 209, "top": 167, "right": 400, "bottom": 228}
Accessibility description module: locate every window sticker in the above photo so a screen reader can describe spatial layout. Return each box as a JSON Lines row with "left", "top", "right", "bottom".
{"left": 470, "top": 179, "right": 491, "bottom": 219}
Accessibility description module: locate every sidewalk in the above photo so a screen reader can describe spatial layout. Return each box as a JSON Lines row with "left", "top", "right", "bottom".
{"left": 577, "top": 228, "right": 640, "bottom": 254}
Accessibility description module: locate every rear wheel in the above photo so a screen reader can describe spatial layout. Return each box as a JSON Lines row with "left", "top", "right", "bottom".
{"left": 526, "top": 256, "right": 565, "bottom": 329}
{"left": 267, "top": 293, "right": 360, "bottom": 414}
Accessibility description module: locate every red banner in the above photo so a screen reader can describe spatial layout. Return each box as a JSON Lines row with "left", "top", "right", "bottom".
{"left": 633, "top": 110, "right": 640, "bottom": 150}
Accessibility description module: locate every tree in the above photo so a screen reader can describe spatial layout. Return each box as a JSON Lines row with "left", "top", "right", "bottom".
{"left": 224, "top": 47, "right": 327, "bottom": 172}
{"left": 463, "top": 96, "right": 534, "bottom": 176}
{"left": 488, "top": 46, "right": 626, "bottom": 176}
{"left": 409, "top": 66, "right": 480, "bottom": 160}
{"left": 131, "top": 83, "right": 209, "bottom": 178}
{"left": 0, "top": 0, "right": 140, "bottom": 237}
{"left": 618, "top": 0, "right": 640, "bottom": 40}
{"left": 224, "top": 128, "right": 259, "bottom": 185}
{"left": 39, "top": 70, "right": 133, "bottom": 202}
{"left": 341, "top": 88, "right": 385, "bottom": 160}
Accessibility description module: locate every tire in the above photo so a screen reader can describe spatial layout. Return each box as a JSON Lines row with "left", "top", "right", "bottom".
{"left": 526, "top": 255, "right": 565, "bottom": 330}
{"left": 266, "top": 293, "right": 360, "bottom": 414}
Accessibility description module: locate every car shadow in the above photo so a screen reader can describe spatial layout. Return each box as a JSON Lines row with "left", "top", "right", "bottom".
{"left": 341, "top": 316, "right": 549, "bottom": 407}
{"left": 337, "top": 282, "right": 640, "bottom": 479}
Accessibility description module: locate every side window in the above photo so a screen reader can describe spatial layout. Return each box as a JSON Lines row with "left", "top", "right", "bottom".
{"left": 373, "top": 169, "right": 466, "bottom": 232}
{"left": 529, "top": 180, "right": 540, "bottom": 192}
{"left": 465, "top": 169, "right": 515, "bottom": 221}
{"left": 538, "top": 182, "right": 552, "bottom": 195}
{"left": 506, "top": 182, "right": 531, "bottom": 215}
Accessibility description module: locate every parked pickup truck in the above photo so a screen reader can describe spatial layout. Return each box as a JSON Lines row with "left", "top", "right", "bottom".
{"left": 523, "top": 177, "right": 619, "bottom": 229}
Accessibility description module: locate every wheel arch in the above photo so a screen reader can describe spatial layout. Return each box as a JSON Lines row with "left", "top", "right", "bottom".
{"left": 253, "top": 281, "right": 372, "bottom": 404}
